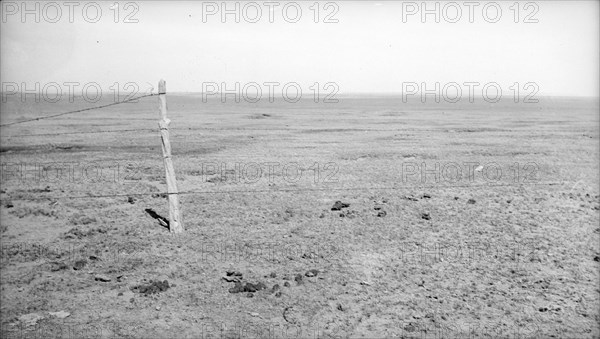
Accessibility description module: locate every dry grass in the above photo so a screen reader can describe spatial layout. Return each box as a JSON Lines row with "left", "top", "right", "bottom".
{"left": 0, "top": 95, "right": 599, "bottom": 338}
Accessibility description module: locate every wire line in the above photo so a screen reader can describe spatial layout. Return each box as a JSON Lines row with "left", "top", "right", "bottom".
{"left": 0, "top": 93, "right": 158, "bottom": 127}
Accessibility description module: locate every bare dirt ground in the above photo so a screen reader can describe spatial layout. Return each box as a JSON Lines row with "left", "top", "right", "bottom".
{"left": 1, "top": 95, "right": 599, "bottom": 338}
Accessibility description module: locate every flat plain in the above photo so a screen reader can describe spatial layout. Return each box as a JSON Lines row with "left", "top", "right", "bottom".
{"left": 0, "top": 95, "right": 598, "bottom": 338}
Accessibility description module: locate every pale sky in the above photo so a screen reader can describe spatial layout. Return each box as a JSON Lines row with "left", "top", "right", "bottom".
{"left": 1, "top": 1, "right": 598, "bottom": 96}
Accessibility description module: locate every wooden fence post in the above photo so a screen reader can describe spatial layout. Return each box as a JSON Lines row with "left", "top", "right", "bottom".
{"left": 158, "top": 79, "right": 183, "bottom": 233}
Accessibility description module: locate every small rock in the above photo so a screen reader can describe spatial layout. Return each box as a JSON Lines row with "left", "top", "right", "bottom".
{"left": 421, "top": 213, "right": 431, "bottom": 220}
{"left": 271, "top": 284, "right": 280, "bottom": 293}
{"left": 247, "top": 292, "right": 254, "bottom": 298}
{"left": 118, "top": 292, "right": 123, "bottom": 296}
{"left": 249, "top": 312, "right": 260, "bottom": 317}
{"left": 269, "top": 272, "right": 277, "bottom": 278}
{"left": 454, "top": 197, "right": 459, "bottom": 200}
{"left": 73, "top": 260, "right": 87, "bottom": 271}
{"left": 305, "top": 269, "right": 318, "bottom": 277}
{"left": 377, "top": 211, "right": 387, "bottom": 217}
{"left": 506, "top": 199, "right": 512, "bottom": 203}
{"left": 421, "top": 194, "right": 431, "bottom": 199}
{"left": 467, "top": 199, "right": 476, "bottom": 204}
{"left": 94, "top": 275, "right": 111, "bottom": 282}
{"left": 226, "top": 270, "right": 243, "bottom": 277}
{"left": 156, "top": 306, "right": 161, "bottom": 311}
{"left": 275, "top": 291, "right": 282, "bottom": 297}
{"left": 331, "top": 201, "right": 350, "bottom": 211}
{"left": 539, "top": 307, "right": 548, "bottom": 312}
{"left": 18, "top": 313, "right": 44, "bottom": 327}
{"left": 360, "top": 281, "right": 372, "bottom": 286}
{"left": 337, "top": 303, "right": 347, "bottom": 311}
{"left": 222, "top": 276, "right": 242, "bottom": 283}
{"left": 284, "top": 282, "right": 291, "bottom": 287}
{"left": 319, "top": 213, "right": 325, "bottom": 218}
{"left": 48, "top": 311, "right": 70, "bottom": 319}
{"left": 374, "top": 205, "right": 383, "bottom": 210}
{"left": 116, "top": 275, "right": 125, "bottom": 282}
{"left": 594, "top": 256, "right": 600, "bottom": 262}
{"left": 246, "top": 282, "right": 267, "bottom": 292}
{"left": 228, "top": 282, "right": 266, "bottom": 293}
{"left": 229, "top": 282, "right": 244, "bottom": 293}
{"left": 127, "top": 196, "right": 136, "bottom": 204}
{"left": 50, "top": 262, "right": 68, "bottom": 272}
{"left": 294, "top": 274, "right": 303, "bottom": 284}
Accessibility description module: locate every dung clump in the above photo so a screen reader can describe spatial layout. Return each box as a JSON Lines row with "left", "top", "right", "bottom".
{"left": 228, "top": 282, "right": 267, "bottom": 294}
{"left": 331, "top": 201, "right": 350, "bottom": 211}
{"left": 131, "top": 280, "right": 170, "bottom": 296}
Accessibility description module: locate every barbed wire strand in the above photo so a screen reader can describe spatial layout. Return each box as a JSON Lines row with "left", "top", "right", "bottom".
{"left": 2, "top": 126, "right": 594, "bottom": 139}
{"left": 0, "top": 93, "right": 158, "bottom": 127}
{"left": 0, "top": 128, "right": 158, "bottom": 138}
{"left": 0, "top": 181, "right": 564, "bottom": 201}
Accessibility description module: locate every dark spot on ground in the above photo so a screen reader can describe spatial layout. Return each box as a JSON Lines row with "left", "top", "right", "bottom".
{"left": 226, "top": 271, "right": 243, "bottom": 277}
{"left": 331, "top": 201, "right": 350, "bottom": 211}
{"left": 49, "top": 262, "right": 68, "bottom": 272}
{"left": 228, "top": 282, "right": 266, "bottom": 293}
{"left": 131, "top": 280, "right": 170, "bottom": 296}
{"left": 305, "top": 269, "right": 318, "bottom": 277}
{"left": 73, "top": 260, "right": 87, "bottom": 270}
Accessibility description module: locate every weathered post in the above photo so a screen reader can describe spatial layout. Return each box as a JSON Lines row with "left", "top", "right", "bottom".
{"left": 158, "top": 79, "right": 183, "bottom": 233}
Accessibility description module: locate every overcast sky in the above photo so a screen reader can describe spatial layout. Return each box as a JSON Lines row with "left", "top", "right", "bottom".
{"left": 1, "top": 1, "right": 598, "bottom": 96}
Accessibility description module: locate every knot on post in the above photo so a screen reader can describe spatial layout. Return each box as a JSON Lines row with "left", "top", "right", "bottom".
{"left": 158, "top": 119, "right": 171, "bottom": 129}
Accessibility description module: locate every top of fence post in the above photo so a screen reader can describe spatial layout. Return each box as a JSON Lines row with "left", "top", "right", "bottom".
{"left": 158, "top": 80, "right": 167, "bottom": 121}
{"left": 159, "top": 79, "right": 166, "bottom": 94}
